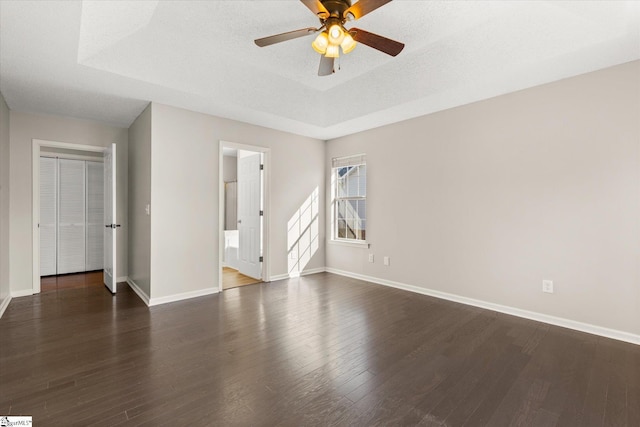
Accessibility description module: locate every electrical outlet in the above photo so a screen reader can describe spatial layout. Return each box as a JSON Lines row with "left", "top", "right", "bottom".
{"left": 542, "top": 280, "right": 554, "bottom": 294}
{"left": 383, "top": 256, "right": 390, "bottom": 266}
{"left": 368, "top": 254, "right": 374, "bottom": 263}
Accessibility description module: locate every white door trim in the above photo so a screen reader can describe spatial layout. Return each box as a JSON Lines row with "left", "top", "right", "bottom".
{"left": 218, "top": 141, "right": 271, "bottom": 292}
{"left": 32, "top": 139, "right": 107, "bottom": 294}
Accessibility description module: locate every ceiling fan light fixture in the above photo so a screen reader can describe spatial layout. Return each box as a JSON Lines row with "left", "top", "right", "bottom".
{"left": 328, "top": 24, "right": 345, "bottom": 45}
{"left": 312, "top": 32, "right": 329, "bottom": 54}
{"left": 325, "top": 44, "right": 340, "bottom": 58}
{"left": 254, "top": 0, "right": 405, "bottom": 76}
{"left": 340, "top": 33, "right": 356, "bottom": 54}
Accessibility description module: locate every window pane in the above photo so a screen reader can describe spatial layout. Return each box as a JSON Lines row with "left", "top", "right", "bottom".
{"left": 357, "top": 220, "right": 366, "bottom": 240}
{"left": 355, "top": 200, "right": 366, "bottom": 220}
{"left": 337, "top": 173, "right": 347, "bottom": 198}
{"left": 337, "top": 200, "right": 346, "bottom": 220}
{"left": 358, "top": 165, "right": 366, "bottom": 196}
{"left": 337, "top": 166, "right": 350, "bottom": 177}
{"left": 337, "top": 220, "right": 346, "bottom": 238}
{"left": 346, "top": 217, "right": 355, "bottom": 237}
{"left": 346, "top": 200, "right": 356, "bottom": 220}
{"left": 347, "top": 169, "right": 354, "bottom": 197}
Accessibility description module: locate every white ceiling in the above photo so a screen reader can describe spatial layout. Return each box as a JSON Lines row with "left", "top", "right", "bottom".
{"left": 1, "top": 1, "right": 639, "bottom": 140}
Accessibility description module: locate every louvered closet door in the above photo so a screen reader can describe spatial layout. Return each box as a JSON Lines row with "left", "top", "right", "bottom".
{"left": 40, "top": 157, "right": 57, "bottom": 276}
{"left": 85, "top": 161, "right": 104, "bottom": 271}
{"left": 57, "top": 159, "right": 86, "bottom": 274}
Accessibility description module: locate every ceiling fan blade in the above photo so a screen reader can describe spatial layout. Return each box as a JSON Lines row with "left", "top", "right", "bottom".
{"left": 255, "top": 27, "right": 317, "bottom": 47}
{"left": 345, "top": 0, "right": 393, "bottom": 20}
{"left": 300, "top": 0, "right": 329, "bottom": 18}
{"left": 318, "top": 55, "right": 334, "bottom": 76}
{"left": 350, "top": 28, "right": 404, "bottom": 56}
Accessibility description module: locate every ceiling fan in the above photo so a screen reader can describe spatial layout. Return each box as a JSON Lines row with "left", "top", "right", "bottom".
{"left": 254, "top": 0, "right": 405, "bottom": 76}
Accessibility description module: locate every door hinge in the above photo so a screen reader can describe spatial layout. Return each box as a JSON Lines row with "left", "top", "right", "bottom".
{"left": 259, "top": 210, "right": 263, "bottom": 216}
{"left": 259, "top": 256, "right": 263, "bottom": 262}
{"left": 260, "top": 164, "right": 264, "bottom": 170}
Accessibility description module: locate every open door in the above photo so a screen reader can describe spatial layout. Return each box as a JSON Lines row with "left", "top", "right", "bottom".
{"left": 237, "top": 152, "right": 262, "bottom": 280}
{"left": 103, "top": 143, "right": 118, "bottom": 293}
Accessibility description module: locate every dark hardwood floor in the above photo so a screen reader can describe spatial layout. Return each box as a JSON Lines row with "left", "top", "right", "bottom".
{"left": 41, "top": 271, "right": 104, "bottom": 293}
{"left": 1, "top": 272, "right": 638, "bottom": 426}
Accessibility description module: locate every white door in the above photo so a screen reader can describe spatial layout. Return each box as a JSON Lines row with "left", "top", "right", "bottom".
{"left": 103, "top": 143, "right": 118, "bottom": 293}
{"left": 86, "top": 161, "right": 104, "bottom": 271}
{"left": 57, "top": 159, "right": 86, "bottom": 274}
{"left": 237, "top": 152, "right": 262, "bottom": 280}
{"left": 39, "top": 157, "right": 58, "bottom": 276}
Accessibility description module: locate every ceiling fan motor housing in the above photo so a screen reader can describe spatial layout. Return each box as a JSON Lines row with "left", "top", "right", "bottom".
{"left": 319, "top": 0, "right": 352, "bottom": 21}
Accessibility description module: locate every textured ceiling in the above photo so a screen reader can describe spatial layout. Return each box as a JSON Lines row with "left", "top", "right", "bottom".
{"left": 1, "top": 1, "right": 639, "bottom": 140}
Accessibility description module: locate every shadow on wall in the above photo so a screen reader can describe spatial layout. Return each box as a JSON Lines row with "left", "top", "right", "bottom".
{"left": 287, "top": 187, "right": 319, "bottom": 276}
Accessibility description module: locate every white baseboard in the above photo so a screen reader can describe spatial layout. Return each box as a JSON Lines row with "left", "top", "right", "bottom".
{"left": 0, "top": 295, "right": 11, "bottom": 319}
{"left": 149, "top": 287, "right": 218, "bottom": 307}
{"left": 116, "top": 276, "right": 128, "bottom": 283}
{"left": 126, "top": 279, "right": 150, "bottom": 306}
{"left": 325, "top": 267, "right": 640, "bottom": 346}
{"left": 301, "top": 267, "right": 326, "bottom": 277}
{"left": 11, "top": 289, "right": 33, "bottom": 298}
{"left": 270, "top": 267, "right": 327, "bottom": 282}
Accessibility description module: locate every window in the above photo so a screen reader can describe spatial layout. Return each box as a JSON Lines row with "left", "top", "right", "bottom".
{"left": 332, "top": 154, "right": 366, "bottom": 242}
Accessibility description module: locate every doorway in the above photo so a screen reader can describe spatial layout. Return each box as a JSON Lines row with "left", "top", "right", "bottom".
{"left": 219, "top": 141, "right": 270, "bottom": 290}
{"left": 32, "top": 139, "right": 118, "bottom": 295}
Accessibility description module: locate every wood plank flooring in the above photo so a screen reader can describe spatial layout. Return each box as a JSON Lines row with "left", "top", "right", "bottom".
{"left": 41, "top": 271, "right": 104, "bottom": 293}
{"left": 1, "top": 272, "right": 638, "bottom": 426}
{"left": 222, "top": 267, "right": 261, "bottom": 290}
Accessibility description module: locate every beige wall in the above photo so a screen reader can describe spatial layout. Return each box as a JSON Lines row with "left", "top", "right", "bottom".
{"left": 9, "top": 111, "right": 129, "bottom": 294}
{"left": 149, "top": 103, "right": 325, "bottom": 300}
{"left": 127, "top": 104, "right": 152, "bottom": 297}
{"left": 0, "top": 92, "right": 10, "bottom": 308}
{"left": 326, "top": 61, "right": 640, "bottom": 336}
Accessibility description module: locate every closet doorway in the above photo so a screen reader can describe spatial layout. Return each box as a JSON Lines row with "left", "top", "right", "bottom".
{"left": 32, "top": 139, "right": 119, "bottom": 295}
{"left": 219, "top": 141, "right": 270, "bottom": 290}
{"left": 39, "top": 154, "right": 104, "bottom": 291}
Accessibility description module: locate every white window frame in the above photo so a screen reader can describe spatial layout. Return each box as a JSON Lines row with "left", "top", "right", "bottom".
{"left": 331, "top": 154, "right": 367, "bottom": 246}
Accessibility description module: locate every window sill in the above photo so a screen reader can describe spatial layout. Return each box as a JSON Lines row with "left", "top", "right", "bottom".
{"left": 329, "top": 239, "right": 370, "bottom": 249}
